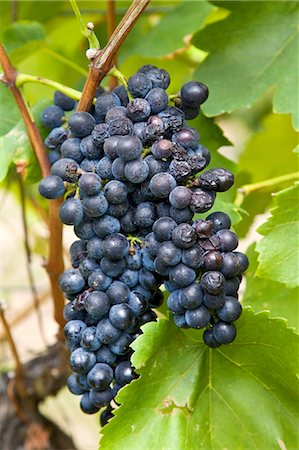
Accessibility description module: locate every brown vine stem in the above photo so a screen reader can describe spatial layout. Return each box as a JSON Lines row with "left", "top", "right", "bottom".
{"left": 77, "top": 0, "right": 151, "bottom": 111}
{"left": 0, "top": 43, "right": 65, "bottom": 335}
{"left": 0, "top": 302, "right": 25, "bottom": 397}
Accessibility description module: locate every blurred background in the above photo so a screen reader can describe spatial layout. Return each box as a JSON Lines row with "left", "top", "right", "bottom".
{"left": 0, "top": 1, "right": 298, "bottom": 449}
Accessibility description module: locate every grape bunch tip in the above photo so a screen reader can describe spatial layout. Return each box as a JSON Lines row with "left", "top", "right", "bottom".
{"left": 39, "top": 65, "right": 249, "bottom": 424}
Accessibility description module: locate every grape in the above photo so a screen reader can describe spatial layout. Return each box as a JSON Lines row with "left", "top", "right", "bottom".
{"left": 169, "top": 206, "right": 193, "bottom": 224}
{"left": 48, "top": 150, "right": 61, "bottom": 165}
{"left": 157, "top": 241, "right": 181, "bottom": 266}
{"left": 88, "top": 269, "right": 112, "bottom": 291}
{"left": 144, "top": 232, "right": 160, "bottom": 256}
{"left": 128, "top": 73, "right": 152, "bottom": 98}
{"left": 169, "top": 186, "right": 192, "bottom": 209}
{"left": 80, "top": 392, "right": 99, "bottom": 414}
{"left": 103, "top": 233, "right": 129, "bottom": 260}
{"left": 128, "top": 291, "right": 148, "bottom": 316}
{"left": 70, "top": 347, "right": 96, "bottom": 374}
{"left": 201, "top": 271, "right": 225, "bottom": 295}
{"left": 167, "top": 290, "right": 185, "bottom": 314}
{"left": 220, "top": 252, "right": 241, "bottom": 278}
{"left": 106, "top": 106, "right": 127, "bottom": 121}
{"left": 95, "top": 92, "right": 121, "bottom": 118}
{"left": 146, "top": 68, "right": 170, "bottom": 90}
{"left": 169, "top": 263, "right": 196, "bottom": 288}
{"left": 203, "top": 293, "right": 225, "bottom": 309}
{"left": 64, "top": 320, "right": 87, "bottom": 347}
{"left": 114, "top": 361, "right": 137, "bottom": 386}
{"left": 69, "top": 112, "right": 96, "bottom": 137}
{"left": 217, "top": 296, "right": 242, "bottom": 322}
{"left": 190, "top": 189, "right": 216, "bottom": 213}
{"left": 203, "top": 329, "right": 221, "bottom": 348}
{"left": 96, "top": 318, "right": 121, "bottom": 344}
{"left": 172, "top": 128, "right": 199, "bottom": 149}
{"left": 61, "top": 138, "right": 84, "bottom": 163}
{"left": 79, "top": 173, "right": 102, "bottom": 196}
{"left": 82, "top": 193, "right": 109, "bottom": 218}
{"left": 173, "top": 314, "right": 188, "bottom": 329}
{"left": 109, "top": 333, "right": 133, "bottom": 355}
{"left": 74, "top": 219, "right": 96, "bottom": 240}
{"left": 172, "top": 223, "right": 196, "bottom": 249}
{"left": 54, "top": 91, "right": 76, "bottom": 111}
{"left": 109, "top": 304, "right": 133, "bottom": 330}
{"left": 145, "top": 88, "right": 168, "bottom": 113}
{"left": 153, "top": 217, "right": 176, "bottom": 242}
{"left": 234, "top": 251, "right": 249, "bottom": 273}
{"left": 206, "top": 211, "right": 231, "bottom": 232}
{"left": 100, "top": 256, "right": 125, "bottom": 277}
{"left": 204, "top": 251, "right": 223, "bottom": 271}
{"left": 41, "top": 105, "right": 64, "bottom": 128}
{"left": 85, "top": 291, "right": 110, "bottom": 320}
{"left": 59, "top": 269, "right": 85, "bottom": 295}
{"left": 180, "top": 102, "right": 200, "bottom": 120}
{"left": 216, "top": 229, "right": 238, "bottom": 252}
{"left": 119, "top": 269, "right": 139, "bottom": 288}
{"left": 93, "top": 215, "right": 121, "bottom": 238}
{"left": 51, "top": 158, "right": 79, "bottom": 182}
{"left": 180, "top": 81, "right": 209, "bottom": 106}
{"left": 91, "top": 123, "right": 110, "bottom": 146}
{"left": 199, "top": 168, "right": 234, "bottom": 192}
{"left": 106, "top": 281, "right": 130, "bottom": 304}
{"left": 67, "top": 374, "right": 86, "bottom": 395}
{"left": 180, "top": 282, "right": 203, "bottom": 309}
{"left": 127, "top": 98, "right": 151, "bottom": 122}
{"left": 149, "top": 172, "right": 177, "bottom": 198}
{"left": 124, "top": 159, "right": 149, "bottom": 184}
{"left": 151, "top": 139, "right": 173, "bottom": 159}
{"left": 213, "top": 321, "right": 237, "bottom": 344}
{"left": 169, "top": 159, "right": 191, "bottom": 181}
{"left": 87, "top": 363, "right": 113, "bottom": 390}
{"left": 104, "top": 180, "right": 127, "bottom": 204}
{"left": 79, "top": 257, "right": 100, "bottom": 279}
{"left": 138, "top": 64, "right": 157, "bottom": 74}
{"left": 80, "top": 135, "right": 101, "bottom": 159}
{"left": 97, "top": 156, "right": 113, "bottom": 179}
{"left": 181, "top": 245, "right": 203, "bottom": 269}
{"left": 185, "top": 305, "right": 210, "bottom": 329}
{"left": 81, "top": 327, "right": 102, "bottom": 351}
{"left": 135, "top": 202, "right": 156, "bottom": 229}
{"left": 96, "top": 346, "right": 117, "bottom": 365}
{"left": 116, "top": 135, "right": 143, "bottom": 161}
{"left": 45, "top": 127, "right": 67, "bottom": 149}
{"left": 113, "top": 85, "right": 129, "bottom": 106}
{"left": 89, "top": 387, "right": 114, "bottom": 408}
{"left": 39, "top": 175, "right": 65, "bottom": 199}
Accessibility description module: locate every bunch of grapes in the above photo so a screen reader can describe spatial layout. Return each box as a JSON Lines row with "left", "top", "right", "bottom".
{"left": 39, "top": 65, "right": 248, "bottom": 422}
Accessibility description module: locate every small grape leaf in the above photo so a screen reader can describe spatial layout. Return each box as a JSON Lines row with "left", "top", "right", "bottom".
{"left": 0, "top": 84, "right": 21, "bottom": 137}
{"left": 1, "top": 21, "right": 46, "bottom": 64}
{"left": 256, "top": 183, "right": 299, "bottom": 288}
{"left": 192, "top": 1, "right": 299, "bottom": 129}
{"left": 0, "top": 99, "right": 50, "bottom": 183}
{"left": 126, "top": 0, "right": 213, "bottom": 58}
{"left": 238, "top": 114, "right": 298, "bottom": 184}
{"left": 243, "top": 244, "right": 299, "bottom": 330}
{"left": 235, "top": 113, "right": 298, "bottom": 237}
{"left": 100, "top": 309, "right": 298, "bottom": 449}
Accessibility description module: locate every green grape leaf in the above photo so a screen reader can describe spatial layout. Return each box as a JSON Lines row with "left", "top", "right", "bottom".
{"left": 192, "top": 2, "right": 299, "bottom": 129}
{"left": 1, "top": 21, "right": 46, "bottom": 63}
{"left": 0, "top": 99, "right": 50, "bottom": 183}
{"left": 0, "top": 84, "right": 21, "bottom": 137}
{"left": 256, "top": 184, "right": 299, "bottom": 288}
{"left": 243, "top": 244, "right": 299, "bottom": 330}
{"left": 128, "top": 0, "right": 213, "bottom": 57}
{"left": 100, "top": 310, "right": 298, "bottom": 449}
{"left": 238, "top": 114, "right": 298, "bottom": 183}
{"left": 235, "top": 113, "right": 298, "bottom": 237}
